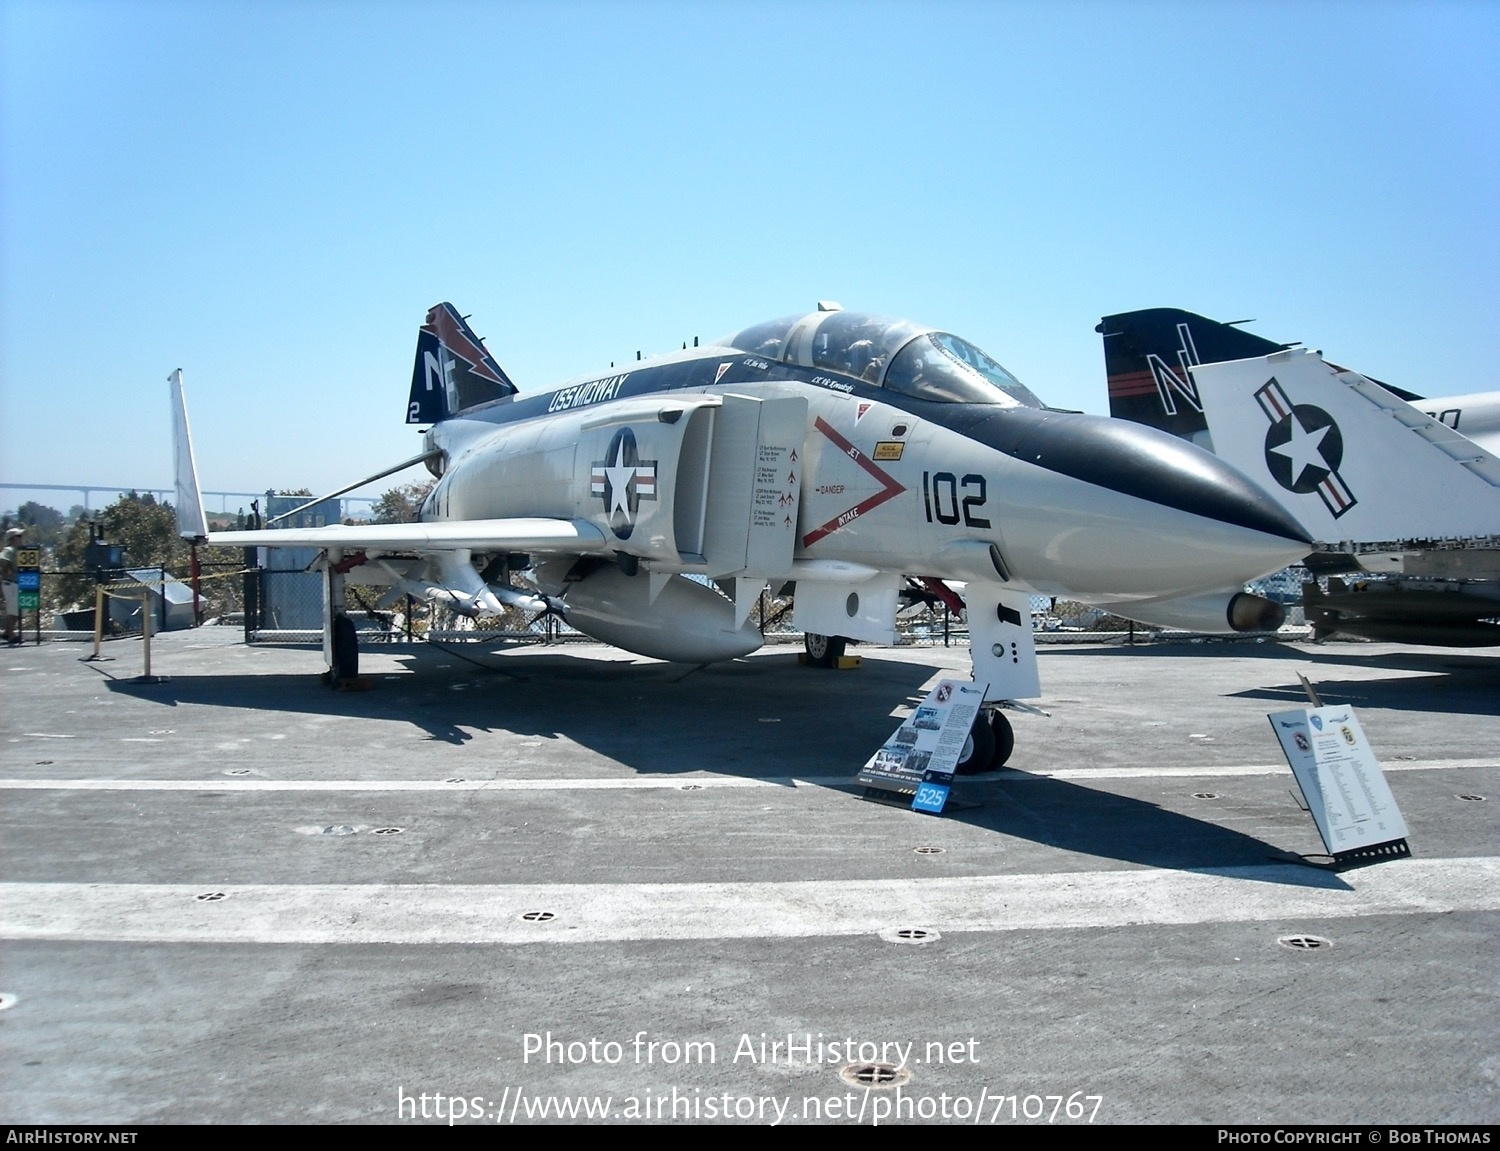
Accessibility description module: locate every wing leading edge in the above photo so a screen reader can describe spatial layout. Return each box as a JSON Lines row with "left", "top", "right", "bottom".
{"left": 208, "top": 518, "right": 609, "bottom": 553}
{"left": 211, "top": 518, "right": 610, "bottom": 621}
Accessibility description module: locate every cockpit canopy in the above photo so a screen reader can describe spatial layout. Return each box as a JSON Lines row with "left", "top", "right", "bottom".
{"left": 722, "top": 310, "right": 1042, "bottom": 408}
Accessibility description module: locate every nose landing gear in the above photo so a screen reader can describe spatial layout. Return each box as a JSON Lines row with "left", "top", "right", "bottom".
{"left": 955, "top": 708, "right": 1015, "bottom": 774}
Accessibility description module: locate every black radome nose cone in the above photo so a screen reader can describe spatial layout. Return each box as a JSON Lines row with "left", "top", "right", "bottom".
{"left": 972, "top": 409, "right": 1312, "bottom": 545}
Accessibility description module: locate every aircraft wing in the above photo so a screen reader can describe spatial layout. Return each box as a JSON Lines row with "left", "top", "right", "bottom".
{"left": 207, "top": 518, "right": 610, "bottom": 553}
{"left": 208, "top": 517, "right": 612, "bottom": 620}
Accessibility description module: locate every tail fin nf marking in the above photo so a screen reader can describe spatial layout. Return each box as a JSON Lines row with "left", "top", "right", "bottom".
{"left": 423, "top": 306, "right": 509, "bottom": 389}
{"left": 1145, "top": 322, "right": 1203, "bottom": 417}
{"left": 1098, "top": 309, "right": 1293, "bottom": 443}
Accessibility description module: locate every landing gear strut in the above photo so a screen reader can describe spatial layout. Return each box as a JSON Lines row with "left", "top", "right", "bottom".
{"left": 328, "top": 613, "right": 359, "bottom": 686}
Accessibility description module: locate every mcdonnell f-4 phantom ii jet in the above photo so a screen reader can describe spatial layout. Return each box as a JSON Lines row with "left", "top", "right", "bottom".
{"left": 178, "top": 302, "right": 1310, "bottom": 768}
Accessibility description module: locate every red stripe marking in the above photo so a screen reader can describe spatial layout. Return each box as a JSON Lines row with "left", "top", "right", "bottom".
{"left": 1107, "top": 370, "right": 1159, "bottom": 398}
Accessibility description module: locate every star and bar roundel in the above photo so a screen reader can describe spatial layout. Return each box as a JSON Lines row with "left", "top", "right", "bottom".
{"left": 1255, "top": 377, "right": 1357, "bottom": 519}
{"left": 591, "top": 427, "right": 657, "bottom": 540}
{"left": 590, "top": 418, "right": 904, "bottom": 547}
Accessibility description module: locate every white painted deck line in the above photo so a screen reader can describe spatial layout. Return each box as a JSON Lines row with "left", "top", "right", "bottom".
{"left": 0, "top": 777, "right": 791, "bottom": 792}
{"left": 0, "top": 757, "right": 1491, "bottom": 791}
{"left": 3, "top": 858, "right": 1495, "bottom": 945}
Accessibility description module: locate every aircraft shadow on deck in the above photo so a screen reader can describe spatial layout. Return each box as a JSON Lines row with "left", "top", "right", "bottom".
{"left": 99, "top": 646, "right": 935, "bottom": 757}
{"left": 1229, "top": 674, "right": 1500, "bottom": 717}
{"left": 99, "top": 645, "right": 1337, "bottom": 885}
{"left": 936, "top": 773, "right": 1345, "bottom": 888}
{"left": 1042, "top": 640, "right": 1499, "bottom": 669}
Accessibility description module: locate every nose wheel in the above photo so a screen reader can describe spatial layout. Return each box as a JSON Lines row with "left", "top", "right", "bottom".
{"left": 955, "top": 708, "right": 1015, "bottom": 774}
{"left": 955, "top": 715, "right": 995, "bottom": 774}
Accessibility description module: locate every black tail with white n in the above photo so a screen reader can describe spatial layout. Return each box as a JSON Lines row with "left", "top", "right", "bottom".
{"left": 406, "top": 302, "right": 518, "bottom": 424}
{"left": 1096, "top": 308, "right": 1289, "bottom": 447}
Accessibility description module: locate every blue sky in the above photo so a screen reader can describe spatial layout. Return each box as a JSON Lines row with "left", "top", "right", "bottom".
{"left": 2, "top": 0, "right": 1496, "bottom": 514}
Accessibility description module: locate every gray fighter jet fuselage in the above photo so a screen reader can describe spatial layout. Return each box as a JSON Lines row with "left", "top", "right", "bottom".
{"left": 186, "top": 303, "right": 1310, "bottom": 767}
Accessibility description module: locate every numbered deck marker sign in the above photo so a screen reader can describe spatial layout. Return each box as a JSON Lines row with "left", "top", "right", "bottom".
{"left": 16, "top": 547, "right": 41, "bottom": 611}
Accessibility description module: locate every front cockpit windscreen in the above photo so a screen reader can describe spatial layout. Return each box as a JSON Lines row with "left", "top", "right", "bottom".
{"left": 883, "top": 333, "right": 1043, "bottom": 407}
{"left": 724, "top": 311, "right": 1042, "bottom": 407}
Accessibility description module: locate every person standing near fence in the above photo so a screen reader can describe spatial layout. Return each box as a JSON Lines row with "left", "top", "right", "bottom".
{"left": 1, "top": 527, "right": 23, "bottom": 645}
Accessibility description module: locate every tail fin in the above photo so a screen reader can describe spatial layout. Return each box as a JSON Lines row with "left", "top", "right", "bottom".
{"left": 406, "top": 302, "right": 517, "bottom": 425}
{"left": 1096, "top": 309, "right": 1290, "bottom": 447}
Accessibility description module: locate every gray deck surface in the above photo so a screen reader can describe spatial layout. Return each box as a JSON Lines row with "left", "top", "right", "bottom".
{"left": 2, "top": 631, "right": 1496, "bottom": 1125}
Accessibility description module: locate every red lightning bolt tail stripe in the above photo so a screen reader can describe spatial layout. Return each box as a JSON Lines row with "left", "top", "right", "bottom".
{"left": 424, "top": 304, "right": 512, "bottom": 389}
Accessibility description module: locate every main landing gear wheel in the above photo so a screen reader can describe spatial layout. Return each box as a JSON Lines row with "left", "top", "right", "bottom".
{"left": 955, "top": 714, "right": 997, "bottom": 775}
{"left": 803, "top": 633, "right": 846, "bottom": 668}
{"left": 329, "top": 613, "right": 359, "bottom": 686}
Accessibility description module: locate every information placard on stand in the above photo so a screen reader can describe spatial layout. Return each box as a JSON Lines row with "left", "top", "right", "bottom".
{"left": 1268, "top": 706, "right": 1410, "bottom": 864}
{"left": 859, "top": 679, "right": 988, "bottom": 815}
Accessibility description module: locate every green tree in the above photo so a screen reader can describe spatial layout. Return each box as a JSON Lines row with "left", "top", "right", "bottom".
{"left": 49, "top": 517, "right": 101, "bottom": 611}
{"left": 105, "top": 493, "right": 184, "bottom": 569}
{"left": 6, "top": 502, "right": 67, "bottom": 550}
{"left": 48, "top": 493, "right": 243, "bottom": 618}
{"left": 372, "top": 480, "right": 434, "bottom": 524}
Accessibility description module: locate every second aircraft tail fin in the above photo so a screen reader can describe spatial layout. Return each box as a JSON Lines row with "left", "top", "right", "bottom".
{"left": 170, "top": 369, "right": 209, "bottom": 542}
{"left": 1096, "top": 308, "right": 1291, "bottom": 448}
